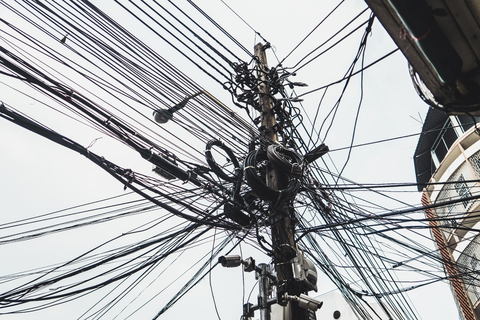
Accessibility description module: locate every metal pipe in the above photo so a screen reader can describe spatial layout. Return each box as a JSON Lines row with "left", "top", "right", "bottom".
{"left": 257, "top": 263, "right": 271, "bottom": 320}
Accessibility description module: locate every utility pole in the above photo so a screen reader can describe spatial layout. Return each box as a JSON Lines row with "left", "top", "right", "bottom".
{"left": 216, "top": 45, "right": 323, "bottom": 320}
{"left": 254, "top": 42, "right": 298, "bottom": 320}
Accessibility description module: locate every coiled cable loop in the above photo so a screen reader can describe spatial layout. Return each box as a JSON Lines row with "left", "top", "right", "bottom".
{"left": 244, "top": 149, "right": 300, "bottom": 201}
{"left": 266, "top": 144, "right": 304, "bottom": 176}
{"left": 205, "top": 139, "right": 242, "bottom": 182}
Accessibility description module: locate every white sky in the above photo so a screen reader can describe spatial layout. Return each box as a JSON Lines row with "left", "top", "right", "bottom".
{"left": 0, "top": 1, "right": 461, "bottom": 319}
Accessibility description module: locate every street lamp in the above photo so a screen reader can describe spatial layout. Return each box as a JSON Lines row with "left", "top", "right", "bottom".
{"left": 153, "top": 91, "right": 202, "bottom": 124}
{"left": 153, "top": 91, "right": 257, "bottom": 138}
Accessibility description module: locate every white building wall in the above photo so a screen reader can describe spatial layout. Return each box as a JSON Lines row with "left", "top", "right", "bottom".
{"left": 425, "top": 124, "right": 480, "bottom": 314}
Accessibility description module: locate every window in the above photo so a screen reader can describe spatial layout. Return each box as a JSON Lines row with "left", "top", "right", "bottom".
{"left": 431, "top": 119, "right": 459, "bottom": 166}
{"left": 450, "top": 219, "right": 458, "bottom": 229}
{"left": 455, "top": 175, "right": 472, "bottom": 208}
{"left": 471, "top": 255, "right": 478, "bottom": 271}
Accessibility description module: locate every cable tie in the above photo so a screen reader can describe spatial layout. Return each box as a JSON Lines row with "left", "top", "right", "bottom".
{"left": 147, "top": 147, "right": 154, "bottom": 161}
{"left": 244, "top": 166, "right": 255, "bottom": 170}
{"left": 183, "top": 171, "right": 192, "bottom": 184}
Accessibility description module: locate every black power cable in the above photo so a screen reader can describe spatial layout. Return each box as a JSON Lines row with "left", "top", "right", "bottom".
{"left": 205, "top": 139, "right": 242, "bottom": 182}
{"left": 244, "top": 149, "right": 301, "bottom": 202}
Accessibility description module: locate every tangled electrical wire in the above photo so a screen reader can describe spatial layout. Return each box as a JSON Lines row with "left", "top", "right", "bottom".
{"left": 0, "top": 1, "right": 471, "bottom": 320}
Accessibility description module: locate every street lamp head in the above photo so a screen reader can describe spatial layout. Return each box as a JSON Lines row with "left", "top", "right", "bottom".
{"left": 304, "top": 143, "right": 329, "bottom": 163}
{"left": 153, "top": 91, "right": 204, "bottom": 124}
{"left": 153, "top": 109, "right": 173, "bottom": 124}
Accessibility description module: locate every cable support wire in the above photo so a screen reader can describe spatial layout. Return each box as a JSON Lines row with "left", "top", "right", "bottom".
{"left": 0, "top": 1, "right": 468, "bottom": 319}
{"left": 0, "top": 0, "right": 256, "bottom": 162}
{"left": 288, "top": 7, "right": 371, "bottom": 72}
{"left": 0, "top": 102, "right": 242, "bottom": 230}
{"left": 0, "top": 28, "right": 258, "bottom": 178}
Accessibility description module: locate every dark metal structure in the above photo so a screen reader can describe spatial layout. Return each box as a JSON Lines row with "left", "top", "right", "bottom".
{"left": 366, "top": 0, "right": 480, "bottom": 114}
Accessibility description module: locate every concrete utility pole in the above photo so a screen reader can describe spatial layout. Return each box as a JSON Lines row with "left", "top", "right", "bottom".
{"left": 219, "top": 45, "right": 322, "bottom": 320}
{"left": 254, "top": 42, "right": 298, "bottom": 320}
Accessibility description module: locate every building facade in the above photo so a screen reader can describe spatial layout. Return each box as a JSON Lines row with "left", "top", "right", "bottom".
{"left": 414, "top": 108, "right": 480, "bottom": 320}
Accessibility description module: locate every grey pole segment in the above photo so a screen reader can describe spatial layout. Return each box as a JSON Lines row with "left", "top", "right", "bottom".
{"left": 257, "top": 263, "right": 271, "bottom": 320}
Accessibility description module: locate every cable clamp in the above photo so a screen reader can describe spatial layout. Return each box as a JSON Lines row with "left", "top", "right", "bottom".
{"left": 291, "top": 163, "right": 299, "bottom": 175}
{"left": 123, "top": 169, "right": 134, "bottom": 190}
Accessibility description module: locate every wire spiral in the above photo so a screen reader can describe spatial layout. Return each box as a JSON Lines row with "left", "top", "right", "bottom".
{"left": 205, "top": 139, "right": 242, "bottom": 182}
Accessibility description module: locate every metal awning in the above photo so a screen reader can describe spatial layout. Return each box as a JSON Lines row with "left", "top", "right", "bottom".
{"left": 365, "top": 0, "right": 480, "bottom": 114}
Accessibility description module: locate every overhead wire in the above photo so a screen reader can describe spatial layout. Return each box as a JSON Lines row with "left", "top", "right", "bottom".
{"left": 334, "top": 13, "right": 373, "bottom": 184}
{"left": 278, "top": 0, "right": 347, "bottom": 66}
{"left": 289, "top": 7, "right": 370, "bottom": 72}
{"left": 295, "top": 48, "right": 399, "bottom": 99}
{"left": 0, "top": 0, "right": 471, "bottom": 319}
{"left": 195, "top": 0, "right": 255, "bottom": 56}
{"left": 2, "top": 0, "right": 255, "bottom": 165}
{"left": 317, "top": 13, "right": 375, "bottom": 143}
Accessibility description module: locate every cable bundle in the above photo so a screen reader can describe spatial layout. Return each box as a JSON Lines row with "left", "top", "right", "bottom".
{"left": 244, "top": 149, "right": 300, "bottom": 202}
{"left": 205, "top": 139, "right": 242, "bottom": 182}
{"left": 266, "top": 144, "right": 305, "bottom": 176}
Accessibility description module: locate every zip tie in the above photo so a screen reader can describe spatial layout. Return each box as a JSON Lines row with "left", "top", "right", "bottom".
{"left": 147, "top": 147, "right": 154, "bottom": 161}
{"left": 183, "top": 171, "right": 192, "bottom": 184}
